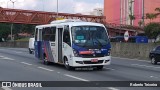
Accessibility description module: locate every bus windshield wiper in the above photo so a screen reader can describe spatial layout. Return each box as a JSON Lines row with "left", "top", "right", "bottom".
{"left": 94, "top": 38, "right": 103, "bottom": 48}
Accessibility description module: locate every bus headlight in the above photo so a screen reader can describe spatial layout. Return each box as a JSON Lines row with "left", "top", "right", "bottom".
{"left": 73, "top": 49, "right": 80, "bottom": 57}
{"left": 104, "top": 49, "right": 111, "bottom": 56}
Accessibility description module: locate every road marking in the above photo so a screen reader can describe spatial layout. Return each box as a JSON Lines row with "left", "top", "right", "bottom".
{"left": 104, "top": 67, "right": 115, "bottom": 70}
{"left": 0, "top": 55, "right": 4, "bottom": 57}
{"left": 38, "top": 67, "right": 54, "bottom": 72}
{"left": 13, "top": 51, "right": 22, "bottom": 53}
{"left": 21, "top": 62, "right": 32, "bottom": 66}
{"left": 3, "top": 57, "right": 15, "bottom": 61}
{"left": 112, "top": 57, "right": 150, "bottom": 62}
{"left": 131, "top": 64, "right": 160, "bottom": 69}
{"left": 108, "top": 87, "right": 120, "bottom": 90}
{"left": 150, "top": 76, "right": 159, "bottom": 79}
{"left": 0, "top": 56, "right": 15, "bottom": 61}
{"left": 1, "top": 87, "right": 12, "bottom": 90}
{"left": 64, "top": 74, "right": 89, "bottom": 82}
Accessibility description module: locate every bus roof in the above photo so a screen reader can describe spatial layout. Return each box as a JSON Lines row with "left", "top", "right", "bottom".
{"left": 36, "top": 20, "right": 104, "bottom": 29}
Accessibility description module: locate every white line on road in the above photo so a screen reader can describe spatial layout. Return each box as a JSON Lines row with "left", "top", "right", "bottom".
{"left": 64, "top": 74, "right": 89, "bottom": 82}
{"left": 112, "top": 57, "right": 150, "bottom": 62}
{"left": 104, "top": 67, "right": 115, "bottom": 70}
{"left": 21, "top": 62, "right": 32, "bottom": 66}
{"left": 150, "top": 76, "right": 159, "bottom": 79}
{"left": 3, "top": 57, "right": 15, "bottom": 61}
{"left": 0, "top": 56, "right": 15, "bottom": 61}
{"left": 38, "top": 67, "right": 54, "bottom": 72}
{"left": 1, "top": 87, "right": 12, "bottom": 90}
{"left": 13, "top": 51, "right": 22, "bottom": 54}
{"left": 108, "top": 87, "right": 120, "bottom": 90}
{"left": 131, "top": 64, "right": 160, "bottom": 69}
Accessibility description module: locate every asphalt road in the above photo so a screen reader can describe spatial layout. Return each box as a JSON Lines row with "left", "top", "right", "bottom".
{"left": 0, "top": 48, "right": 160, "bottom": 90}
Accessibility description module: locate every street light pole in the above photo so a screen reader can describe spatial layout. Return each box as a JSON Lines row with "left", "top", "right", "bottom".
{"left": 57, "top": 0, "right": 59, "bottom": 18}
{"left": 10, "top": 0, "right": 17, "bottom": 41}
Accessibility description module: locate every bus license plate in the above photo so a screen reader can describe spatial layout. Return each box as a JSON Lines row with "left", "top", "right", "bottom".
{"left": 91, "top": 59, "right": 98, "bottom": 62}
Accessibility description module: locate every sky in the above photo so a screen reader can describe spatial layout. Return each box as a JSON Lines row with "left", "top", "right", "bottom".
{"left": 0, "top": 0, "right": 104, "bottom": 14}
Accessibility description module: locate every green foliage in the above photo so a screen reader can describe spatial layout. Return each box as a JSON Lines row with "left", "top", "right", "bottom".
{"left": 146, "top": 13, "right": 157, "bottom": 22}
{"left": 0, "top": 23, "right": 35, "bottom": 40}
{"left": 15, "top": 37, "right": 29, "bottom": 41}
{"left": 0, "top": 23, "right": 11, "bottom": 40}
{"left": 144, "top": 23, "right": 160, "bottom": 39}
{"left": 155, "top": 7, "right": 160, "bottom": 17}
{"left": 155, "top": 7, "right": 160, "bottom": 12}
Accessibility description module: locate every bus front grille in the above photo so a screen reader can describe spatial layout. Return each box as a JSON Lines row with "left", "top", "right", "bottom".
{"left": 81, "top": 54, "right": 104, "bottom": 58}
{"left": 83, "top": 60, "right": 104, "bottom": 64}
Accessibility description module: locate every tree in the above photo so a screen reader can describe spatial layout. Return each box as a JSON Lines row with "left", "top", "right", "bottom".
{"left": 0, "top": 23, "right": 11, "bottom": 40}
{"left": 129, "top": 14, "right": 135, "bottom": 25}
{"left": 144, "top": 23, "right": 160, "bottom": 41}
{"left": 155, "top": 7, "right": 160, "bottom": 13}
{"left": 155, "top": 7, "right": 160, "bottom": 19}
{"left": 146, "top": 13, "right": 157, "bottom": 23}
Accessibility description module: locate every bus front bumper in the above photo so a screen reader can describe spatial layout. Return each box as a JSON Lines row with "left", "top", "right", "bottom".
{"left": 70, "top": 56, "right": 111, "bottom": 67}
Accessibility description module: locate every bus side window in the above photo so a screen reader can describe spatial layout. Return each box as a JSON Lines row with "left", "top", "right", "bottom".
{"left": 43, "top": 27, "right": 51, "bottom": 41}
{"left": 50, "top": 27, "right": 56, "bottom": 41}
{"left": 63, "top": 26, "right": 71, "bottom": 46}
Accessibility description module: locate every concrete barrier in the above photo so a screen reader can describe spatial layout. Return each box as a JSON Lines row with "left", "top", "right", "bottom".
{"left": 0, "top": 41, "right": 28, "bottom": 48}
{"left": 111, "top": 43, "right": 159, "bottom": 60}
{"left": 0, "top": 41, "right": 159, "bottom": 60}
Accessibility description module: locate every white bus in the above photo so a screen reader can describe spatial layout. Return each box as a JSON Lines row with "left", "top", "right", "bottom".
{"left": 34, "top": 19, "right": 111, "bottom": 70}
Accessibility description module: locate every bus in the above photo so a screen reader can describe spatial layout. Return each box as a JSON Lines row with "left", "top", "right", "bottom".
{"left": 34, "top": 19, "right": 111, "bottom": 70}
{"left": 110, "top": 36, "right": 148, "bottom": 43}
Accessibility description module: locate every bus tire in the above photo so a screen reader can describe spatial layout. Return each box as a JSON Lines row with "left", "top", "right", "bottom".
{"left": 64, "top": 57, "right": 73, "bottom": 70}
{"left": 96, "top": 65, "right": 103, "bottom": 70}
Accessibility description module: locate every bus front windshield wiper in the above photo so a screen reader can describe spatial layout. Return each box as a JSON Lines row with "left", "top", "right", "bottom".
{"left": 94, "top": 38, "right": 103, "bottom": 48}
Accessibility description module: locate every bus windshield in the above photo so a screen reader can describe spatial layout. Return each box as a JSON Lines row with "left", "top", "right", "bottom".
{"left": 71, "top": 26, "right": 109, "bottom": 48}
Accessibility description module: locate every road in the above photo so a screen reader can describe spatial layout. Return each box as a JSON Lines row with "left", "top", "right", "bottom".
{"left": 0, "top": 48, "right": 160, "bottom": 90}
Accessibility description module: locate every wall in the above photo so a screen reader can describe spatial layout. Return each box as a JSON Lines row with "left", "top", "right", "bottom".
{"left": 111, "top": 42, "right": 159, "bottom": 60}
{"left": 0, "top": 41, "right": 28, "bottom": 48}
{"left": 0, "top": 41, "right": 159, "bottom": 60}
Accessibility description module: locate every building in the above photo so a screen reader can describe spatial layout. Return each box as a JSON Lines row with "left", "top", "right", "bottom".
{"left": 90, "top": 8, "right": 104, "bottom": 16}
{"left": 104, "top": 0, "right": 160, "bottom": 26}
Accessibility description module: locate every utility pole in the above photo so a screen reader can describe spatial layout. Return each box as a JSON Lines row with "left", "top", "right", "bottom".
{"left": 120, "top": 0, "right": 122, "bottom": 25}
{"left": 119, "top": 0, "right": 122, "bottom": 36}
{"left": 142, "top": 0, "right": 145, "bottom": 26}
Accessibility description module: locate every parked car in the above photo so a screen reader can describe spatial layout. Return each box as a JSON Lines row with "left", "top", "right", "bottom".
{"left": 149, "top": 46, "right": 160, "bottom": 65}
{"left": 28, "top": 38, "right": 35, "bottom": 54}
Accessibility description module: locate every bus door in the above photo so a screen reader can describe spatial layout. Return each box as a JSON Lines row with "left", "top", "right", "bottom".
{"left": 35, "top": 28, "right": 42, "bottom": 59}
{"left": 42, "top": 27, "right": 56, "bottom": 62}
{"left": 56, "top": 26, "right": 64, "bottom": 63}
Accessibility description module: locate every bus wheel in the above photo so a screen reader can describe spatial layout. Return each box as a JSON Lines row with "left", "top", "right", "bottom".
{"left": 96, "top": 65, "right": 103, "bottom": 70}
{"left": 64, "top": 57, "right": 73, "bottom": 70}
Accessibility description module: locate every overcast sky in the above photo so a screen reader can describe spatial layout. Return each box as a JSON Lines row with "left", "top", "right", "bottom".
{"left": 0, "top": 0, "right": 104, "bottom": 14}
